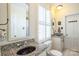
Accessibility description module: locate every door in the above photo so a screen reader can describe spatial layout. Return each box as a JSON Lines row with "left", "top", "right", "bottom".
{"left": 65, "top": 14, "right": 79, "bottom": 49}
{"left": 8, "top": 3, "right": 28, "bottom": 40}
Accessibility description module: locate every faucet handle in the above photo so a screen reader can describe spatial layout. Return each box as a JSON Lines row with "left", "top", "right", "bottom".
{"left": 16, "top": 43, "right": 20, "bottom": 47}
{"left": 24, "top": 41, "right": 27, "bottom": 44}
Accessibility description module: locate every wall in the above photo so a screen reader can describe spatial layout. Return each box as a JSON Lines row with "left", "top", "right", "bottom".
{"left": 29, "top": 3, "right": 38, "bottom": 42}
{"left": 51, "top": 3, "right": 79, "bottom": 35}
{"left": 0, "top": 3, "right": 8, "bottom": 41}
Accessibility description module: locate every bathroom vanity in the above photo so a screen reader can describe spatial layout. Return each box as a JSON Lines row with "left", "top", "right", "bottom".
{"left": 0, "top": 40, "right": 48, "bottom": 56}
{"left": 51, "top": 34, "right": 64, "bottom": 52}
{"left": 0, "top": 39, "right": 48, "bottom": 56}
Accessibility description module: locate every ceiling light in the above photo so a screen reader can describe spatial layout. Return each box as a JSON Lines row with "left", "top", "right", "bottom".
{"left": 56, "top": 5, "right": 63, "bottom": 10}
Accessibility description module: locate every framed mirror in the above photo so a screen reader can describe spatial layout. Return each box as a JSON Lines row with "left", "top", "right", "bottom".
{"left": 8, "top": 3, "right": 30, "bottom": 40}
{"left": 58, "top": 21, "right": 61, "bottom": 25}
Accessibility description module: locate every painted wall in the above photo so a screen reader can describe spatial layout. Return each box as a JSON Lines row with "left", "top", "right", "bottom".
{"left": 0, "top": 3, "right": 8, "bottom": 41}
{"left": 51, "top": 3, "right": 79, "bottom": 35}
{"left": 29, "top": 3, "right": 38, "bottom": 42}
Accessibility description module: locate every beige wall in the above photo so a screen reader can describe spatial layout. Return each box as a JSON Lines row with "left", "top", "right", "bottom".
{"left": 29, "top": 3, "right": 38, "bottom": 42}
{"left": 51, "top": 3, "right": 79, "bottom": 35}
{"left": 0, "top": 3, "right": 8, "bottom": 41}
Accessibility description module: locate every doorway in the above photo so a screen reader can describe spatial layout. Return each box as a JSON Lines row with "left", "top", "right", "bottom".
{"left": 65, "top": 14, "right": 79, "bottom": 49}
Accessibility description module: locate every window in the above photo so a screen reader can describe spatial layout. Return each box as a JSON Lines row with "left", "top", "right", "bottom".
{"left": 38, "top": 5, "right": 51, "bottom": 43}
{"left": 46, "top": 10, "right": 51, "bottom": 40}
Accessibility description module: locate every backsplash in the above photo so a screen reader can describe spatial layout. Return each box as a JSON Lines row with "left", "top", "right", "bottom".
{"left": 0, "top": 25, "right": 8, "bottom": 42}
{"left": 0, "top": 39, "right": 48, "bottom": 56}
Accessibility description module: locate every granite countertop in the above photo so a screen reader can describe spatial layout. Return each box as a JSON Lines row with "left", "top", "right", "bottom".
{"left": 1, "top": 39, "right": 48, "bottom": 56}
{"left": 26, "top": 44, "right": 48, "bottom": 56}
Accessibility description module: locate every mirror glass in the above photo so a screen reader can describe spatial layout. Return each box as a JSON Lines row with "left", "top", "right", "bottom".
{"left": 8, "top": 3, "right": 30, "bottom": 40}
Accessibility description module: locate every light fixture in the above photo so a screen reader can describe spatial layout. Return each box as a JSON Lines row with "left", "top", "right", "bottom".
{"left": 56, "top": 5, "right": 63, "bottom": 10}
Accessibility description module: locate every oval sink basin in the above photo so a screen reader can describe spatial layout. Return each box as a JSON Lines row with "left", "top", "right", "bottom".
{"left": 17, "top": 46, "right": 36, "bottom": 55}
{"left": 54, "top": 33, "right": 63, "bottom": 36}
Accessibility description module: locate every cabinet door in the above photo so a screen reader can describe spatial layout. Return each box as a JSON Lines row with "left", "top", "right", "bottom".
{"left": 8, "top": 3, "right": 27, "bottom": 40}
{"left": 52, "top": 36, "right": 63, "bottom": 51}
{"left": 65, "top": 14, "right": 79, "bottom": 49}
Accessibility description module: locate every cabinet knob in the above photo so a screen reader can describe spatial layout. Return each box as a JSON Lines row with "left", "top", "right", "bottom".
{"left": 22, "top": 27, "right": 25, "bottom": 30}
{"left": 66, "top": 34, "right": 68, "bottom": 36}
{"left": 14, "top": 35, "right": 16, "bottom": 37}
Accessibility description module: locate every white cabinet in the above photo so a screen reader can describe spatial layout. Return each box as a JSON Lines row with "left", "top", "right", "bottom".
{"left": 8, "top": 4, "right": 29, "bottom": 40}
{"left": 52, "top": 36, "right": 64, "bottom": 51}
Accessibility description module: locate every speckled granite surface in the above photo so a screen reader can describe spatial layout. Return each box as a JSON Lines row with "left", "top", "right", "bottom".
{"left": 0, "top": 47, "right": 1, "bottom": 56}
{"left": 1, "top": 39, "right": 48, "bottom": 56}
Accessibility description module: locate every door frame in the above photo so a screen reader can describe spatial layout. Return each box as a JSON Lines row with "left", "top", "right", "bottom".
{"left": 65, "top": 13, "right": 79, "bottom": 49}
{"left": 65, "top": 13, "right": 79, "bottom": 36}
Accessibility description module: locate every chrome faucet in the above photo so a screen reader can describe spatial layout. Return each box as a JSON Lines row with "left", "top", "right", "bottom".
{"left": 0, "top": 29, "right": 5, "bottom": 31}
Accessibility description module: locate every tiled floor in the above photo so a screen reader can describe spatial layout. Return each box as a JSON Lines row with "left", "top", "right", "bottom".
{"left": 63, "top": 49, "right": 79, "bottom": 56}
{"left": 38, "top": 49, "right": 47, "bottom": 56}
{"left": 38, "top": 48, "right": 79, "bottom": 56}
